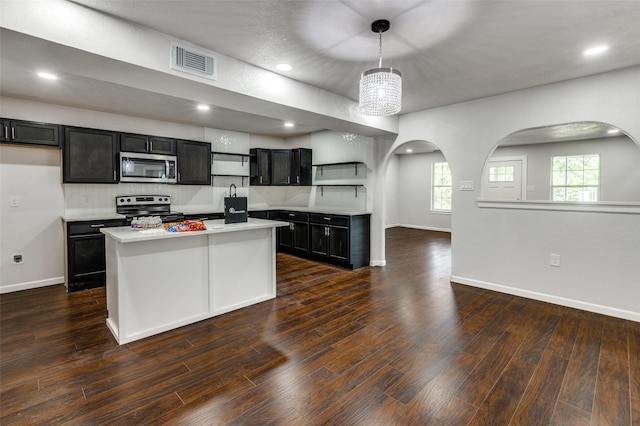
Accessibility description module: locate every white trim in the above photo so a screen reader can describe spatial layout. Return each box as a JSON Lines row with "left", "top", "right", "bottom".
{"left": 385, "top": 223, "right": 401, "bottom": 229}
{"left": 450, "top": 275, "right": 640, "bottom": 323}
{"left": 0, "top": 277, "right": 64, "bottom": 294}
{"left": 392, "top": 224, "right": 452, "bottom": 233}
{"left": 477, "top": 199, "right": 640, "bottom": 214}
{"left": 370, "top": 260, "right": 386, "bottom": 267}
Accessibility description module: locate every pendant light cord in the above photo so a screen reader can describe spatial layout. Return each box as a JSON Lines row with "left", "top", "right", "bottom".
{"left": 378, "top": 31, "right": 383, "bottom": 68}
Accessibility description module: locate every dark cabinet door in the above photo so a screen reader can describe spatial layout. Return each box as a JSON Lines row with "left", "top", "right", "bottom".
{"left": 148, "top": 136, "right": 176, "bottom": 155}
{"left": 121, "top": 133, "right": 176, "bottom": 155}
{"left": 292, "top": 221, "right": 309, "bottom": 252}
{"left": 177, "top": 140, "right": 211, "bottom": 185}
{"left": 63, "top": 127, "right": 118, "bottom": 183}
{"left": 291, "top": 148, "right": 312, "bottom": 185}
{"left": 328, "top": 226, "right": 349, "bottom": 261}
{"left": 67, "top": 234, "right": 106, "bottom": 291}
{"left": 1, "top": 119, "right": 60, "bottom": 147}
{"left": 278, "top": 224, "right": 293, "bottom": 249}
{"left": 310, "top": 224, "right": 329, "bottom": 256}
{"left": 271, "top": 149, "right": 291, "bottom": 185}
{"left": 250, "top": 148, "right": 271, "bottom": 185}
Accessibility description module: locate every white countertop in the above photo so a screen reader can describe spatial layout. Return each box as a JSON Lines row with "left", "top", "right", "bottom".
{"left": 62, "top": 213, "right": 127, "bottom": 222}
{"left": 100, "top": 218, "right": 287, "bottom": 243}
{"left": 261, "top": 206, "right": 372, "bottom": 216}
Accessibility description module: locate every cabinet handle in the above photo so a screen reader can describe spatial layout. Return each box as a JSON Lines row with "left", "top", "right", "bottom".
{"left": 3, "top": 126, "right": 8, "bottom": 140}
{"left": 260, "top": 176, "right": 263, "bottom": 184}
{"left": 297, "top": 175, "right": 300, "bottom": 184}
{"left": 11, "top": 127, "right": 15, "bottom": 140}
{"left": 288, "top": 213, "right": 295, "bottom": 217}
{"left": 291, "top": 223, "right": 295, "bottom": 230}
{"left": 146, "top": 140, "right": 149, "bottom": 151}
{"left": 325, "top": 227, "right": 329, "bottom": 236}
{"left": 114, "top": 170, "right": 117, "bottom": 181}
{"left": 150, "top": 141, "right": 153, "bottom": 152}
{"left": 287, "top": 176, "right": 290, "bottom": 184}
{"left": 324, "top": 217, "right": 331, "bottom": 221}
{"left": 90, "top": 224, "right": 105, "bottom": 228}
{"left": 178, "top": 172, "right": 181, "bottom": 181}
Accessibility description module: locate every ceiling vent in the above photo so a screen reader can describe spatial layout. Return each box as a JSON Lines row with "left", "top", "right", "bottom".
{"left": 170, "top": 42, "right": 217, "bottom": 80}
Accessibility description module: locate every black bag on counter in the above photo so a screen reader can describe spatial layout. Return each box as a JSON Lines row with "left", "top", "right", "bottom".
{"left": 224, "top": 196, "right": 248, "bottom": 224}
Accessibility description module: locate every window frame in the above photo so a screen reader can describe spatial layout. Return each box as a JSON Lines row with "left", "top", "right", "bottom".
{"left": 550, "top": 153, "right": 601, "bottom": 202}
{"left": 431, "top": 161, "right": 452, "bottom": 213}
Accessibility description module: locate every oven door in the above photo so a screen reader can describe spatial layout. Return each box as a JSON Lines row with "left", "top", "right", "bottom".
{"left": 120, "top": 152, "right": 177, "bottom": 183}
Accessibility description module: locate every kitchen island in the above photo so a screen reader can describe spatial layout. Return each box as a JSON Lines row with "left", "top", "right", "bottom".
{"left": 101, "top": 218, "right": 287, "bottom": 344}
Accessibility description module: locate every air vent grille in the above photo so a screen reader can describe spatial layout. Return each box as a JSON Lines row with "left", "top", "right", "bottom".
{"left": 171, "top": 43, "right": 217, "bottom": 80}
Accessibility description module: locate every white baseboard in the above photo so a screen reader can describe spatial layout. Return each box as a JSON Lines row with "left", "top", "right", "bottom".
{"left": 388, "top": 224, "right": 452, "bottom": 233}
{"left": 450, "top": 275, "right": 640, "bottom": 323}
{"left": 370, "top": 260, "right": 386, "bottom": 267}
{"left": 0, "top": 277, "right": 64, "bottom": 294}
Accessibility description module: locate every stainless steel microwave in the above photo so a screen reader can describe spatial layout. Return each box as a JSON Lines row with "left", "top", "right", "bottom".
{"left": 119, "top": 152, "right": 177, "bottom": 184}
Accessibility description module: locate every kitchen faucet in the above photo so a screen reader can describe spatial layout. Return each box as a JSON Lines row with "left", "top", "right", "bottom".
{"left": 230, "top": 183, "right": 237, "bottom": 198}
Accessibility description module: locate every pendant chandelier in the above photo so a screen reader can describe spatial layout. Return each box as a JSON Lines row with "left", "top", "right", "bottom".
{"left": 359, "top": 19, "right": 402, "bottom": 116}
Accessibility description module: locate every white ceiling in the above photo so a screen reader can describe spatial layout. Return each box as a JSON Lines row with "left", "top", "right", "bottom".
{"left": 2, "top": 0, "right": 640, "bottom": 138}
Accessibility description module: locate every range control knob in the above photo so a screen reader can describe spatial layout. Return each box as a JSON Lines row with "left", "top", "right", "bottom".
{"left": 119, "top": 198, "right": 124, "bottom": 202}
{"left": 127, "top": 198, "right": 131, "bottom": 202}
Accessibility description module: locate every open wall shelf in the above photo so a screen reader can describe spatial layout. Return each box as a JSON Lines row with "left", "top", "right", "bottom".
{"left": 313, "top": 161, "right": 365, "bottom": 176}
{"left": 314, "top": 184, "right": 365, "bottom": 198}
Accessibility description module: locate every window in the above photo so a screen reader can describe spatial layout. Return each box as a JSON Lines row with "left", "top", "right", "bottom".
{"left": 432, "top": 162, "right": 452, "bottom": 211}
{"left": 489, "top": 165, "right": 515, "bottom": 182}
{"left": 551, "top": 154, "right": 600, "bottom": 201}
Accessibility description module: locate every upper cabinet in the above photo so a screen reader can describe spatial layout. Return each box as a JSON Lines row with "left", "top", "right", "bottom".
{"left": 177, "top": 140, "right": 211, "bottom": 185}
{"left": 63, "top": 126, "right": 119, "bottom": 183}
{"left": 250, "top": 148, "right": 312, "bottom": 186}
{"left": 250, "top": 148, "right": 271, "bottom": 186}
{"left": 1, "top": 118, "right": 60, "bottom": 147}
{"left": 120, "top": 133, "right": 176, "bottom": 155}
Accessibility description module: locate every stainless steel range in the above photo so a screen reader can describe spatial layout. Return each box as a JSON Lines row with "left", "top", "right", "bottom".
{"left": 116, "top": 195, "right": 184, "bottom": 223}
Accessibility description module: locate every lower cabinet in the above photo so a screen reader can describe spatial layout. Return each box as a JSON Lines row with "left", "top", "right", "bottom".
{"left": 65, "top": 219, "right": 126, "bottom": 292}
{"left": 273, "top": 211, "right": 309, "bottom": 255}
{"left": 273, "top": 211, "right": 370, "bottom": 269}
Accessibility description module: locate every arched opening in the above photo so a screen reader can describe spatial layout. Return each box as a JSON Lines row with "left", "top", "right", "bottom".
{"left": 383, "top": 139, "right": 452, "bottom": 266}
{"left": 480, "top": 121, "right": 640, "bottom": 202}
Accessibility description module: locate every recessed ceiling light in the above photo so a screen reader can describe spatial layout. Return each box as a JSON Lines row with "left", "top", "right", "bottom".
{"left": 406, "top": 148, "right": 413, "bottom": 153}
{"left": 196, "top": 104, "right": 210, "bottom": 111}
{"left": 37, "top": 71, "right": 57, "bottom": 80}
{"left": 275, "top": 64, "right": 292, "bottom": 72}
{"left": 284, "top": 122, "right": 294, "bottom": 128}
{"left": 583, "top": 45, "right": 609, "bottom": 56}
{"left": 607, "top": 129, "right": 620, "bottom": 134}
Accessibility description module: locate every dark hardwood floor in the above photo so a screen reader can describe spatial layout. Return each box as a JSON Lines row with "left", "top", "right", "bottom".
{"left": 1, "top": 227, "right": 638, "bottom": 425}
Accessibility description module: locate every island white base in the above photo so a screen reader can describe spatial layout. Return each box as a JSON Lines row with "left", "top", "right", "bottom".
{"left": 103, "top": 220, "right": 281, "bottom": 344}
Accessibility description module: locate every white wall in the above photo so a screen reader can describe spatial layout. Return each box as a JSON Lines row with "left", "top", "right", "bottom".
{"left": 488, "top": 136, "right": 640, "bottom": 201}
{"left": 383, "top": 66, "right": 640, "bottom": 321}
{"left": 0, "top": 145, "right": 65, "bottom": 292}
{"left": 387, "top": 151, "right": 452, "bottom": 232}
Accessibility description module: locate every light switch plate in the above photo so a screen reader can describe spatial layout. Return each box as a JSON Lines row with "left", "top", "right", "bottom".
{"left": 459, "top": 180, "right": 474, "bottom": 191}
{"left": 10, "top": 196, "right": 19, "bottom": 207}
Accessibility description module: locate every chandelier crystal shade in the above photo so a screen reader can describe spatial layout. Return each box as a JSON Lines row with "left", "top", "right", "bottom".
{"left": 359, "top": 19, "right": 402, "bottom": 116}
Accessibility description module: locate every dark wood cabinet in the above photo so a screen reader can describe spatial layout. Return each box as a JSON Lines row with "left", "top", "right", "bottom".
{"left": 250, "top": 148, "right": 312, "bottom": 186}
{"left": 120, "top": 133, "right": 176, "bottom": 155}
{"left": 63, "top": 126, "right": 119, "bottom": 183}
{"left": 1, "top": 118, "right": 60, "bottom": 147}
{"left": 291, "top": 148, "right": 312, "bottom": 185}
{"left": 273, "top": 211, "right": 309, "bottom": 255}
{"left": 177, "top": 140, "right": 211, "bottom": 185}
{"left": 250, "top": 148, "right": 271, "bottom": 185}
{"left": 309, "top": 213, "right": 370, "bottom": 269}
{"left": 271, "top": 150, "right": 291, "bottom": 185}
{"left": 66, "top": 219, "right": 125, "bottom": 292}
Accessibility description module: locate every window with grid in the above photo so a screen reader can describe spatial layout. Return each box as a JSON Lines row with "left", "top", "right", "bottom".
{"left": 432, "top": 162, "right": 452, "bottom": 211}
{"left": 489, "top": 165, "right": 515, "bottom": 182}
{"left": 551, "top": 154, "right": 600, "bottom": 201}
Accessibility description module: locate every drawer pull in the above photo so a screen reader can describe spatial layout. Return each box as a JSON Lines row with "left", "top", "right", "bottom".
{"left": 90, "top": 224, "right": 105, "bottom": 228}
{"left": 323, "top": 217, "right": 331, "bottom": 221}
{"left": 289, "top": 213, "right": 295, "bottom": 217}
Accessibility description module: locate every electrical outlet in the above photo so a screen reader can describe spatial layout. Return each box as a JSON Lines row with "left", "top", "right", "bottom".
{"left": 550, "top": 254, "right": 561, "bottom": 267}
{"left": 11, "top": 254, "right": 24, "bottom": 265}
{"left": 82, "top": 195, "right": 92, "bottom": 206}
{"left": 10, "top": 196, "right": 20, "bottom": 207}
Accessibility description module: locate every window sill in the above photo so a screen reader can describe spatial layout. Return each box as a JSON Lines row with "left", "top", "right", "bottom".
{"left": 430, "top": 210, "right": 452, "bottom": 215}
{"left": 476, "top": 200, "right": 640, "bottom": 214}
